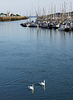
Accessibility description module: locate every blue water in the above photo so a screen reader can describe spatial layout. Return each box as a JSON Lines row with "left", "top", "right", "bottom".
{"left": 0, "top": 21, "right": 73, "bottom": 100}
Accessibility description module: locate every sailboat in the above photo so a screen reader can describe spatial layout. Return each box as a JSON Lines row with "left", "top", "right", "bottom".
{"left": 29, "top": 21, "right": 38, "bottom": 27}
{"left": 58, "top": 23, "right": 71, "bottom": 31}
{"left": 53, "top": 22, "right": 60, "bottom": 29}
{"left": 71, "top": 22, "right": 73, "bottom": 30}
{"left": 58, "top": 24, "right": 65, "bottom": 31}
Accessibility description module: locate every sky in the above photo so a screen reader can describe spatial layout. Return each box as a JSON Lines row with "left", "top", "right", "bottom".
{"left": 0, "top": 0, "right": 73, "bottom": 16}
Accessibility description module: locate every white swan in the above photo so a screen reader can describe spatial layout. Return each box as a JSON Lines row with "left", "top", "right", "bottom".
{"left": 28, "top": 84, "right": 34, "bottom": 90}
{"left": 39, "top": 80, "right": 45, "bottom": 86}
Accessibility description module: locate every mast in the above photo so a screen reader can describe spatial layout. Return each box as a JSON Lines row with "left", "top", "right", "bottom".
{"left": 61, "top": 3, "right": 64, "bottom": 22}
{"left": 70, "top": 2, "right": 72, "bottom": 21}
{"left": 51, "top": 3, "right": 53, "bottom": 22}
{"left": 54, "top": 4, "right": 56, "bottom": 20}
{"left": 53, "top": 4, "right": 54, "bottom": 20}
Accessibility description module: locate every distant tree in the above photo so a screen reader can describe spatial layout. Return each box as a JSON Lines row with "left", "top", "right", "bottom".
{"left": 1, "top": 13, "right": 5, "bottom": 15}
{"left": 16, "top": 14, "right": 20, "bottom": 16}
{"left": 10, "top": 13, "right": 15, "bottom": 16}
{"left": 1, "top": 13, "right": 4, "bottom": 14}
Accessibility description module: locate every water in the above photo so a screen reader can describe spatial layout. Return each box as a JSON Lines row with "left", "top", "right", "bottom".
{"left": 0, "top": 20, "right": 73, "bottom": 100}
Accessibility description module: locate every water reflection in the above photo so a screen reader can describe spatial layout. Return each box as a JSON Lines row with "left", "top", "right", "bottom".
{"left": 36, "top": 27, "right": 40, "bottom": 39}
{"left": 0, "top": 22, "right": 12, "bottom": 33}
{"left": 32, "top": 90, "right": 34, "bottom": 95}
{"left": 59, "top": 30, "right": 73, "bottom": 39}
{"left": 43, "top": 85, "right": 45, "bottom": 92}
{"left": 49, "top": 29, "right": 53, "bottom": 40}
{"left": 0, "top": 21, "right": 73, "bottom": 41}
{"left": 0, "top": 21, "right": 73, "bottom": 100}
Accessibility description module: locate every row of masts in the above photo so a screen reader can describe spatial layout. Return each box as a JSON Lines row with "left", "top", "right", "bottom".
{"left": 27, "top": 1, "right": 72, "bottom": 21}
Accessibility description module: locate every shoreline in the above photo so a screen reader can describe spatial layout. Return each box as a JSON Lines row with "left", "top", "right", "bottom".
{"left": 0, "top": 16, "right": 28, "bottom": 22}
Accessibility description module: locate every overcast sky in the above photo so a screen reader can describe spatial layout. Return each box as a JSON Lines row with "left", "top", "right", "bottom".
{"left": 0, "top": 0, "right": 73, "bottom": 15}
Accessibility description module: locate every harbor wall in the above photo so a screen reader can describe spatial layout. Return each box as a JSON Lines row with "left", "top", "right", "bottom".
{"left": 0, "top": 16, "right": 28, "bottom": 22}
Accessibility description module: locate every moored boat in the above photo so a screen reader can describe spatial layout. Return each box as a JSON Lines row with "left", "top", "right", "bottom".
{"left": 28, "top": 21, "right": 38, "bottom": 27}
{"left": 41, "top": 22, "right": 48, "bottom": 28}
{"left": 53, "top": 23, "right": 60, "bottom": 29}
{"left": 71, "top": 23, "right": 73, "bottom": 31}
{"left": 58, "top": 24, "right": 65, "bottom": 31}
{"left": 58, "top": 23, "right": 71, "bottom": 31}
{"left": 64, "top": 23, "right": 71, "bottom": 31}
{"left": 20, "top": 23, "right": 27, "bottom": 27}
{"left": 48, "top": 22, "right": 53, "bottom": 29}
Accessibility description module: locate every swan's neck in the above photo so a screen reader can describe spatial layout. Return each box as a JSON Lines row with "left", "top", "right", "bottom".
{"left": 44, "top": 80, "right": 45, "bottom": 84}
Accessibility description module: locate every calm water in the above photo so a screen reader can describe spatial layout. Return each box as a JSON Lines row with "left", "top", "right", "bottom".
{"left": 0, "top": 20, "right": 73, "bottom": 100}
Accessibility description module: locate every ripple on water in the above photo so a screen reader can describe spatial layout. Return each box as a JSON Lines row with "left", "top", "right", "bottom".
{"left": 0, "top": 21, "right": 73, "bottom": 100}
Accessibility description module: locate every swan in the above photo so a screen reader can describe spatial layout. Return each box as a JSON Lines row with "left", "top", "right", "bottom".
{"left": 28, "top": 84, "right": 34, "bottom": 90}
{"left": 39, "top": 80, "right": 45, "bottom": 86}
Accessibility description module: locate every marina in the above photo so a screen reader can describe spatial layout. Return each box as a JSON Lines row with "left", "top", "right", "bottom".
{"left": 20, "top": 11, "right": 73, "bottom": 32}
{"left": 0, "top": 0, "right": 73, "bottom": 100}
